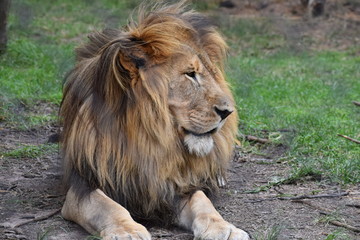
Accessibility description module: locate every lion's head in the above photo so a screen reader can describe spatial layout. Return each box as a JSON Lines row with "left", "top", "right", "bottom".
{"left": 60, "top": 1, "right": 238, "bottom": 221}
{"left": 167, "top": 49, "right": 235, "bottom": 157}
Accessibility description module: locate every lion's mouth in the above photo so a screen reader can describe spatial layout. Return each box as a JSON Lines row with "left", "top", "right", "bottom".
{"left": 182, "top": 127, "right": 217, "bottom": 157}
{"left": 182, "top": 127, "right": 217, "bottom": 137}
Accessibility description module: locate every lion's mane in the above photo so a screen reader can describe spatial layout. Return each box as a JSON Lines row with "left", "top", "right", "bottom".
{"left": 60, "top": 1, "right": 237, "bottom": 223}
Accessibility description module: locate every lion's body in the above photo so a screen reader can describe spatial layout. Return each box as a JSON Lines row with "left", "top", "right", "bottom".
{"left": 60, "top": 2, "right": 249, "bottom": 239}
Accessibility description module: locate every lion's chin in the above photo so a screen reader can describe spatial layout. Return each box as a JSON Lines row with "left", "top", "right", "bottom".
{"left": 184, "top": 134, "right": 214, "bottom": 157}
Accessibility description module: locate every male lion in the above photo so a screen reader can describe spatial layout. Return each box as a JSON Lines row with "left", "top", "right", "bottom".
{"left": 60, "top": 1, "right": 249, "bottom": 240}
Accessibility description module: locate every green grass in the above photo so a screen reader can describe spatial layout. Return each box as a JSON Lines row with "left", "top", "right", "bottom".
{"left": 221, "top": 16, "right": 360, "bottom": 184}
{"left": 253, "top": 225, "right": 282, "bottom": 240}
{"left": 0, "top": 0, "right": 137, "bottom": 126}
{"left": 0, "top": 38, "right": 66, "bottom": 101}
{"left": 1, "top": 1, "right": 359, "bottom": 184}
{"left": 85, "top": 236, "right": 102, "bottom": 240}
{"left": 3, "top": 144, "right": 58, "bottom": 159}
{"left": 228, "top": 50, "right": 360, "bottom": 183}
{"left": 323, "top": 230, "right": 351, "bottom": 240}
{"left": 37, "top": 228, "right": 52, "bottom": 240}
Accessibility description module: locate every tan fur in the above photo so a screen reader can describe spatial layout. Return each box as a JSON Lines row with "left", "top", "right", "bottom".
{"left": 62, "top": 188, "right": 151, "bottom": 239}
{"left": 60, "top": 1, "right": 248, "bottom": 239}
{"left": 179, "top": 191, "right": 249, "bottom": 239}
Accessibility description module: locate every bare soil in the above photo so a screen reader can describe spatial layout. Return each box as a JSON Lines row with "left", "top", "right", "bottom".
{"left": 1, "top": 0, "right": 360, "bottom": 239}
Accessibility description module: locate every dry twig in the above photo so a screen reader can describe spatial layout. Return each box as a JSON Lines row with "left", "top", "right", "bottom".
{"left": 245, "top": 192, "right": 348, "bottom": 203}
{"left": 245, "top": 135, "right": 269, "bottom": 144}
{"left": 3, "top": 209, "right": 61, "bottom": 228}
{"left": 278, "top": 192, "right": 349, "bottom": 200}
{"left": 326, "top": 219, "right": 360, "bottom": 233}
{"left": 295, "top": 200, "right": 360, "bottom": 233}
{"left": 352, "top": 101, "right": 360, "bottom": 107}
{"left": 152, "top": 233, "right": 192, "bottom": 238}
{"left": 338, "top": 134, "right": 360, "bottom": 145}
{"left": 346, "top": 203, "right": 360, "bottom": 209}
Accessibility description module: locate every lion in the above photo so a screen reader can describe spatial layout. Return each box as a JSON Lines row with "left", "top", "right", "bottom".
{"left": 59, "top": 1, "right": 249, "bottom": 240}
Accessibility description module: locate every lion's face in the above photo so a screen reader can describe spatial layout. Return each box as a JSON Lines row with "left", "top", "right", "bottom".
{"left": 167, "top": 50, "right": 235, "bottom": 157}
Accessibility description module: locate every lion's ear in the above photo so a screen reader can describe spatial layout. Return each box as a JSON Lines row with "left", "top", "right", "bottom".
{"left": 117, "top": 39, "right": 147, "bottom": 74}
{"left": 92, "top": 36, "right": 149, "bottom": 91}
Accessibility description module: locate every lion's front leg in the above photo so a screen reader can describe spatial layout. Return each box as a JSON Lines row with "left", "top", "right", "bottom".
{"left": 178, "top": 191, "right": 250, "bottom": 240}
{"left": 61, "top": 188, "right": 151, "bottom": 240}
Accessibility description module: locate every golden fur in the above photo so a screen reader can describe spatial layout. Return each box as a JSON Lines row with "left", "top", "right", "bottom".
{"left": 60, "top": 1, "right": 238, "bottom": 223}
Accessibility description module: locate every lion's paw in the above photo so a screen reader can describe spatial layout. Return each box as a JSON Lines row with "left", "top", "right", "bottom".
{"left": 100, "top": 222, "right": 151, "bottom": 240}
{"left": 192, "top": 215, "right": 249, "bottom": 240}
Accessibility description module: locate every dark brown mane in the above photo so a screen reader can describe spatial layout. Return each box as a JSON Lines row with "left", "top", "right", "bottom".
{"left": 60, "top": 1, "right": 237, "bottom": 224}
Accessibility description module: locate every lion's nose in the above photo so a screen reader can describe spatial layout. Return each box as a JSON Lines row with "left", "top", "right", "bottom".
{"left": 214, "top": 105, "right": 233, "bottom": 120}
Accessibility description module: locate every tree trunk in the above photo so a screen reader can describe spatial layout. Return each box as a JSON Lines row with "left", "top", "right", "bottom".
{"left": 0, "top": 0, "right": 11, "bottom": 54}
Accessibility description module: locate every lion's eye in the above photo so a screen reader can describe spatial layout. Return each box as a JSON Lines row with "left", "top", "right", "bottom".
{"left": 185, "top": 71, "right": 201, "bottom": 87}
{"left": 185, "top": 71, "right": 196, "bottom": 80}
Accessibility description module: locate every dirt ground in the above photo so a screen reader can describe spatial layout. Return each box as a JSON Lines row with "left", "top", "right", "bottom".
{"left": 1, "top": 124, "right": 359, "bottom": 239}
{"left": 1, "top": 0, "right": 360, "bottom": 239}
